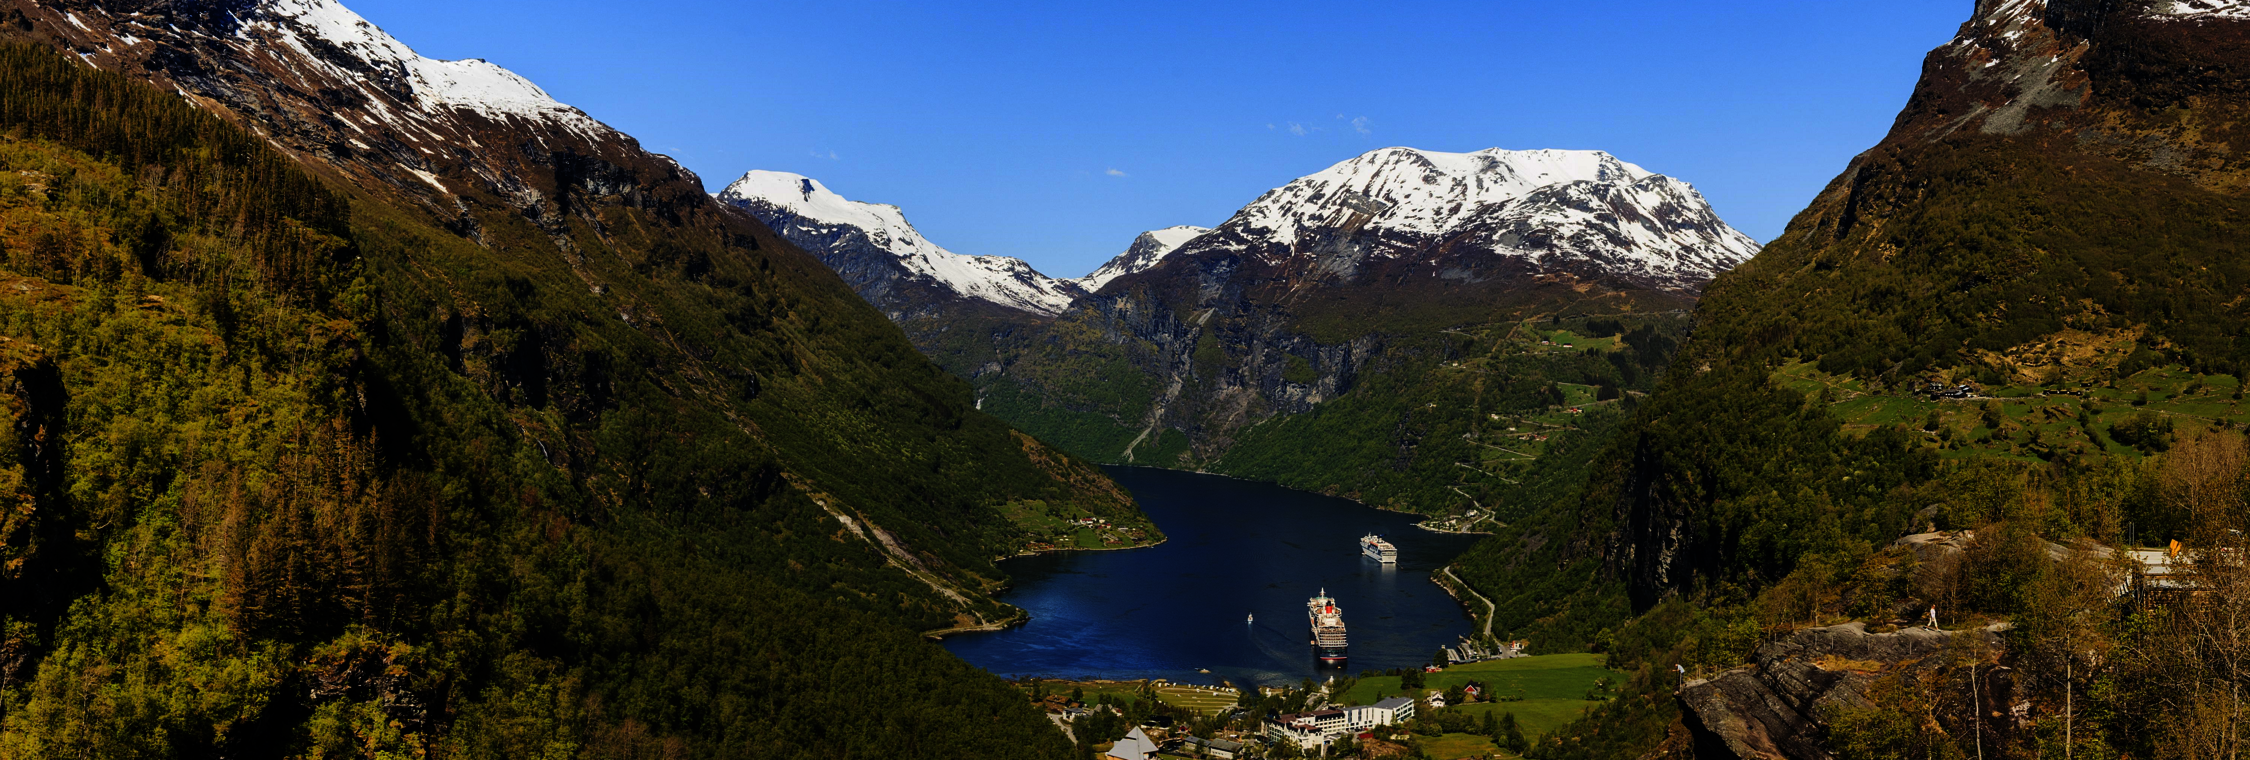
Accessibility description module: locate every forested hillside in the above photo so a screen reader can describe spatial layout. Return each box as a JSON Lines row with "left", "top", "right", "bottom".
{"left": 1444, "top": 2, "right": 2250, "bottom": 757}
{"left": 0, "top": 40, "right": 1119, "bottom": 758}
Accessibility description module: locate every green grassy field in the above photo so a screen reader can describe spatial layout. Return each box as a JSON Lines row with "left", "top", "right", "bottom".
{"left": 1773, "top": 361, "right": 2250, "bottom": 465}
{"left": 1530, "top": 328, "right": 1622, "bottom": 353}
{"left": 1557, "top": 383, "right": 1601, "bottom": 407}
{"left": 994, "top": 500, "right": 1159, "bottom": 551}
{"left": 1339, "top": 654, "right": 1616, "bottom": 741}
{"left": 1152, "top": 683, "right": 1239, "bottom": 714}
{"left": 1017, "top": 679, "right": 1150, "bottom": 707}
{"left": 1014, "top": 679, "right": 1242, "bottom": 715}
{"left": 1419, "top": 733, "right": 1504, "bottom": 759}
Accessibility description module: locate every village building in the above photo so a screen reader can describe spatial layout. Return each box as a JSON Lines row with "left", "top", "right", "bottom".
{"left": 1345, "top": 696, "right": 1417, "bottom": 729}
{"left": 1265, "top": 709, "right": 1350, "bottom": 750}
{"left": 1264, "top": 720, "right": 1333, "bottom": 752}
{"left": 1177, "top": 736, "right": 1246, "bottom": 759}
{"left": 1106, "top": 726, "right": 1159, "bottom": 760}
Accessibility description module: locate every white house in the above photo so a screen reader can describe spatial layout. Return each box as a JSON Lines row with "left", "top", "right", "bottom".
{"left": 1264, "top": 721, "right": 1334, "bottom": 752}
{"left": 1346, "top": 696, "right": 1417, "bottom": 729}
{"left": 1106, "top": 727, "right": 1158, "bottom": 760}
{"left": 1265, "top": 710, "right": 1350, "bottom": 751}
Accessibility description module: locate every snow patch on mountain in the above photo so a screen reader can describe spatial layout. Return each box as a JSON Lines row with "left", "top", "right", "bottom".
{"left": 1451, "top": 173, "right": 1759, "bottom": 284}
{"left": 1949, "top": 0, "right": 2049, "bottom": 50}
{"left": 1229, "top": 148, "right": 1653, "bottom": 248}
{"left": 719, "top": 171, "right": 1081, "bottom": 316}
{"left": 2149, "top": 0, "right": 2250, "bottom": 19}
{"left": 1195, "top": 147, "right": 1758, "bottom": 288}
{"left": 1078, "top": 225, "right": 1212, "bottom": 292}
{"left": 255, "top": 0, "right": 607, "bottom": 139}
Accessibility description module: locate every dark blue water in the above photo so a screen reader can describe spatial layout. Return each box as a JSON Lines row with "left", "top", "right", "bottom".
{"left": 942, "top": 467, "right": 1486, "bottom": 689}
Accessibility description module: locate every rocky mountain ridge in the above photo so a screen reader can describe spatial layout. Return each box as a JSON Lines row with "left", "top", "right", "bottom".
{"left": 736, "top": 147, "right": 1758, "bottom": 331}
{"left": 922, "top": 146, "right": 1759, "bottom": 477}
{"left": 1076, "top": 225, "right": 1211, "bottom": 292}
{"left": 718, "top": 170, "right": 1087, "bottom": 319}
{"left": 22, "top": 0, "right": 712, "bottom": 271}
{"left": 1169, "top": 147, "right": 1758, "bottom": 293}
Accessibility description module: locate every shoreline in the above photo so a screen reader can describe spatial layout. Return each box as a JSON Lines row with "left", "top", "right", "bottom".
{"left": 923, "top": 611, "right": 1030, "bottom": 640}
{"left": 933, "top": 527, "right": 1170, "bottom": 641}
{"left": 1436, "top": 566, "right": 1498, "bottom": 637}
{"left": 1127, "top": 464, "right": 1499, "bottom": 535}
{"left": 946, "top": 465, "right": 1481, "bottom": 647}
{"left": 1001, "top": 534, "right": 1170, "bottom": 562}
{"left": 1412, "top": 518, "right": 1497, "bottom": 536}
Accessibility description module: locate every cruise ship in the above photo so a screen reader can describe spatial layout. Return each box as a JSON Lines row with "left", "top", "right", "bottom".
{"left": 1307, "top": 589, "right": 1348, "bottom": 664}
{"left": 1361, "top": 533, "right": 1398, "bottom": 563}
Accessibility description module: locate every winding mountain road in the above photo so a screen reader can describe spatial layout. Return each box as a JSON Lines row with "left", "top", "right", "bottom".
{"left": 1442, "top": 566, "right": 1497, "bottom": 638}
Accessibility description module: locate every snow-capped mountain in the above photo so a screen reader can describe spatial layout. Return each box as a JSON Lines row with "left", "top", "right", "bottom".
{"left": 718, "top": 171, "right": 1083, "bottom": 318}
{"left": 1181, "top": 147, "right": 1759, "bottom": 291}
{"left": 1077, "top": 226, "right": 1212, "bottom": 292}
{"left": 31, "top": 0, "right": 700, "bottom": 239}
{"left": 2151, "top": 0, "right": 2250, "bottom": 20}
{"left": 248, "top": 0, "right": 607, "bottom": 140}
{"left": 953, "top": 147, "right": 1762, "bottom": 466}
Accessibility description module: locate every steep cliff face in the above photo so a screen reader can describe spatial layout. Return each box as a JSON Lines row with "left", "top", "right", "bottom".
{"left": 1579, "top": 0, "right": 2250, "bottom": 613}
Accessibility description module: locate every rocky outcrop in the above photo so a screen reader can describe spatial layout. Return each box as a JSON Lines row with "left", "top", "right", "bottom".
{"left": 1681, "top": 623, "right": 2009, "bottom": 760}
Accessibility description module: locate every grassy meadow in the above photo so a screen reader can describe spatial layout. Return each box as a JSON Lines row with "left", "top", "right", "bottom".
{"left": 1341, "top": 654, "right": 1619, "bottom": 741}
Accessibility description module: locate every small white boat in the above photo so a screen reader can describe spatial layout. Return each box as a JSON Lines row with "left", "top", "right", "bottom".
{"left": 1246, "top": 613, "right": 1254, "bottom": 624}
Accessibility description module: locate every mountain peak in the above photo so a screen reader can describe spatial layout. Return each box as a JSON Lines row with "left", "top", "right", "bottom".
{"left": 1226, "top": 146, "right": 1662, "bottom": 248}
{"left": 257, "top": 0, "right": 605, "bottom": 138}
{"left": 1078, "top": 225, "right": 1214, "bottom": 292}
{"left": 718, "top": 171, "right": 1082, "bottom": 317}
{"left": 1196, "top": 146, "right": 1754, "bottom": 290}
{"left": 31, "top": 0, "right": 668, "bottom": 217}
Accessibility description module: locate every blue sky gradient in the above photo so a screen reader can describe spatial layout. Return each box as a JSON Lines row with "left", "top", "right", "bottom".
{"left": 351, "top": 0, "right": 1968, "bottom": 278}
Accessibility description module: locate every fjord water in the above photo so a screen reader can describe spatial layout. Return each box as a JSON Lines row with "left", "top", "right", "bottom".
{"left": 943, "top": 467, "right": 1484, "bottom": 689}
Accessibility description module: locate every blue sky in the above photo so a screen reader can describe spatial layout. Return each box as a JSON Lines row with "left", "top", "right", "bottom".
{"left": 352, "top": 0, "right": 1967, "bottom": 279}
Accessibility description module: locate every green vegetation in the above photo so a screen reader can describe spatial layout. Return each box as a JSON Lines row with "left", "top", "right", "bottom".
{"left": 1341, "top": 655, "right": 1619, "bottom": 742}
{"left": 994, "top": 498, "right": 1160, "bottom": 552}
{"left": 1418, "top": 732, "right": 1502, "bottom": 759}
{"left": 1441, "top": 51, "right": 2250, "bottom": 759}
{"left": 1702, "top": 136, "right": 2250, "bottom": 385}
{"left": 1775, "top": 361, "right": 2246, "bottom": 461}
{"left": 1216, "top": 315, "right": 1686, "bottom": 521}
{"left": 0, "top": 43, "right": 1133, "bottom": 758}
{"left": 1150, "top": 684, "right": 1241, "bottom": 713}
{"left": 976, "top": 378, "right": 1145, "bottom": 463}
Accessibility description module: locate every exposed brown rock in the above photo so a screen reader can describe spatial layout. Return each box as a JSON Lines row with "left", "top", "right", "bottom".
{"left": 1680, "top": 622, "right": 2006, "bottom": 760}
